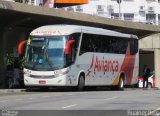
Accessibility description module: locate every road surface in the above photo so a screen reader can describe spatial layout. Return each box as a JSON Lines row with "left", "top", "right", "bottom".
{"left": 0, "top": 88, "right": 160, "bottom": 116}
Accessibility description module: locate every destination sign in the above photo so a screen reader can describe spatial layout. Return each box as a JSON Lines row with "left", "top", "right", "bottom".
{"left": 32, "top": 38, "right": 45, "bottom": 41}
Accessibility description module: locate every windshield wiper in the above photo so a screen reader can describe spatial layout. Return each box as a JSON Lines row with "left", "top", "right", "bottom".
{"left": 45, "top": 51, "right": 55, "bottom": 71}
{"left": 46, "top": 58, "right": 54, "bottom": 70}
{"left": 32, "top": 61, "right": 38, "bottom": 70}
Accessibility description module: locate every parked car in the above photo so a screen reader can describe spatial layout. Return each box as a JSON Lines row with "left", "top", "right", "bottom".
{"left": 138, "top": 71, "right": 155, "bottom": 88}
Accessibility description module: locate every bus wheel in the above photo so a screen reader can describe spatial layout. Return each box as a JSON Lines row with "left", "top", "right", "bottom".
{"left": 77, "top": 75, "right": 85, "bottom": 91}
{"left": 117, "top": 76, "right": 124, "bottom": 90}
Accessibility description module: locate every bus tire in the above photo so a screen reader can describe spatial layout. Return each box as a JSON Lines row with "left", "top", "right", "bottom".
{"left": 111, "top": 75, "right": 124, "bottom": 91}
{"left": 117, "top": 75, "right": 124, "bottom": 90}
{"left": 77, "top": 74, "right": 85, "bottom": 91}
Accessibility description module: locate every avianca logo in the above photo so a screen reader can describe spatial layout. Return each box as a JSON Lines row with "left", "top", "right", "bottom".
{"left": 86, "top": 55, "right": 119, "bottom": 76}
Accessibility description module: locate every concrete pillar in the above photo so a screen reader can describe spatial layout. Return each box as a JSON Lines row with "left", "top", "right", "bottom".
{"left": 154, "top": 49, "right": 160, "bottom": 88}
{"left": 0, "top": 27, "right": 7, "bottom": 88}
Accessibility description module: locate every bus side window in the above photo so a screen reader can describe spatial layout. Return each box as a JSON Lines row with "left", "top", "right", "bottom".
{"left": 119, "top": 38, "right": 128, "bottom": 54}
{"left": 130, "top": 39, "right": 138, "bottom": 55}
{"left": 66, "top": 44, "right": 75, "bottom": 65}
{"left": 66, "top": 33, "right": 81, "bottom": 65}
{"left": 72, "top": 33, "right": 81, "bottom": 51}
{"left": 80, "top": 34, "right": 89, "bottom": 55}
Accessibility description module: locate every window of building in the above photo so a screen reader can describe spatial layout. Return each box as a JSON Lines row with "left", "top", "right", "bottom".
{"left": 158, "top": 14, "right": 160, "bottom": 24}
{"left": 66, "top": 7, "right": 74, "bottom": 12}
{"left": 111, "top": 13, "right": 120, "bottom": 19}
{"left": 31, "top": 0, "right": 35, "bottom": 5}
{"left": 107, "top": 5, "right": 114, "bottom": 14}
{"left": 96, "top": 5, "right": 105, "bottom": 15}
{"left": 139, "top": 5, "right": 145, "bottom": 11}
{"left": 96, "top": 5, "right": 104, "bottom": 12}
{"left": 148, "top": 6, "right": 154, "bottom": 13}
{"left": 146, "top": 14, "right": 156, "bottom": 24}
{"left": 124, "top": 13, "right": 134, "bottom": 21}
{"left": 146, "top": 0, "right": 156, "bottom": 1}
{"left": 76, "top": 5, "right": 83, "bottom": 12}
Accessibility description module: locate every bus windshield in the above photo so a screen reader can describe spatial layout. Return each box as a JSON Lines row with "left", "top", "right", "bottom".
{"left": 25, "top": 36, "right": 68, "bottom": 71}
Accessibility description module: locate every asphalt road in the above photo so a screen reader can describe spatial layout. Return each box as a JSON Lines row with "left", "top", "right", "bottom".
{"left": 0, "top": 88, "right": 160, "bottom": 116}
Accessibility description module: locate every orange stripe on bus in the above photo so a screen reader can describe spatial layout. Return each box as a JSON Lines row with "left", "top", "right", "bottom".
{"left": 112, "top": 43, "right": 136, "bottom": 85}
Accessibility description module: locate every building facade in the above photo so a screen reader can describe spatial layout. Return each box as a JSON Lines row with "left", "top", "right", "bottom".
{"left": 28, "top": 0, "right": 88, "bottom": 8}
{"left": 61, "top": 0, "right": 160, "bottom": 25}
{"left": 28, "top": 0, "right": 160, "bottom": 25}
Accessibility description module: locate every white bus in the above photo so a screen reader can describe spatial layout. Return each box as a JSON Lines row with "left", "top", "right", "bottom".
{"left": 22, "top": 25, "right": 139, "bottom": 90}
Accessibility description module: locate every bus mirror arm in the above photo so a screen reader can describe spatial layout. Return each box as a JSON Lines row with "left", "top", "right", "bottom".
{"left": 18, "top": 40, "right": 27, "bottom": 55}
{"left": 64, "top": 40, "right": 75, "bottom": 55}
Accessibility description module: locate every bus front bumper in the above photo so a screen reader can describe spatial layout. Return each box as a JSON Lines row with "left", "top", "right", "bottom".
{"left": 24, "top": 75, "right": 69, "bottom": 86}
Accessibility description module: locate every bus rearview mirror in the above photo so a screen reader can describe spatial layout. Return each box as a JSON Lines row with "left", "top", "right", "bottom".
{"left": 64, "top": 40, "right": 75, "bottom": 55}
{"left": 18, "top": 40, "right": 27, "bottom": 55}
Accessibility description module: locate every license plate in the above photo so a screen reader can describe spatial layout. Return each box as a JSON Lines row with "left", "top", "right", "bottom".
{"left": 39, "top": 80, "right": 46, "bottom": 85}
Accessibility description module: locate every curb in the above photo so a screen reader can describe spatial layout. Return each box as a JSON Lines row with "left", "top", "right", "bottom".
{"left": 0, "top": 89, "right": 26, "bottom": 94}
{"left": 125, "top": 87, "right": 160, "bottom": 91}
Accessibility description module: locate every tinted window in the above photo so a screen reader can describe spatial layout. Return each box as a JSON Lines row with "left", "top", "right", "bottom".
{"left": 80, "top": 33, "right": 128, "bottom": 55}
{"left": 67, "top": 33, "right": 81, "bottom": 64}
{"left": 130, "top": 39, "right": 138, "bottom": 55}
{"left": 71, "top": 33, "right": 81, "bottom": 50}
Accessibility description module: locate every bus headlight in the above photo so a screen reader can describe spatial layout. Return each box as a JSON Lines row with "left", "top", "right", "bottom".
{"left": 54, "top": 68, "right": 69, "bottom": 77}
{"left": 24, "top": 69, "right": 31, "bottom": 77}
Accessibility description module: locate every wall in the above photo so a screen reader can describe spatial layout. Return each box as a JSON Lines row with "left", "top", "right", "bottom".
{"left": 139, "top": 33, "right": 160, "bottom": 49}
{"left": 139, "top": 33, "right": 160, "bottom": 72}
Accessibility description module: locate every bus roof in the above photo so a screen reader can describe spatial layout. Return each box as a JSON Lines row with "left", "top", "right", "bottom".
{"left": 30, "top": 25, "right": 138, "bottom": 39}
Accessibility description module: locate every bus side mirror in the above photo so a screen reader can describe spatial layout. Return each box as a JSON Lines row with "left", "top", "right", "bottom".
{"left": 64, "top": 40, "right": 75, "bottom": 55}
{"left": 18, "top": 40, "right": 27, "bottom": 55}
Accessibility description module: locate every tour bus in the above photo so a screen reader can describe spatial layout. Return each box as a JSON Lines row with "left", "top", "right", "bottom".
{"left": 20, "top": 25, "right": 139, "bottom": 90}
